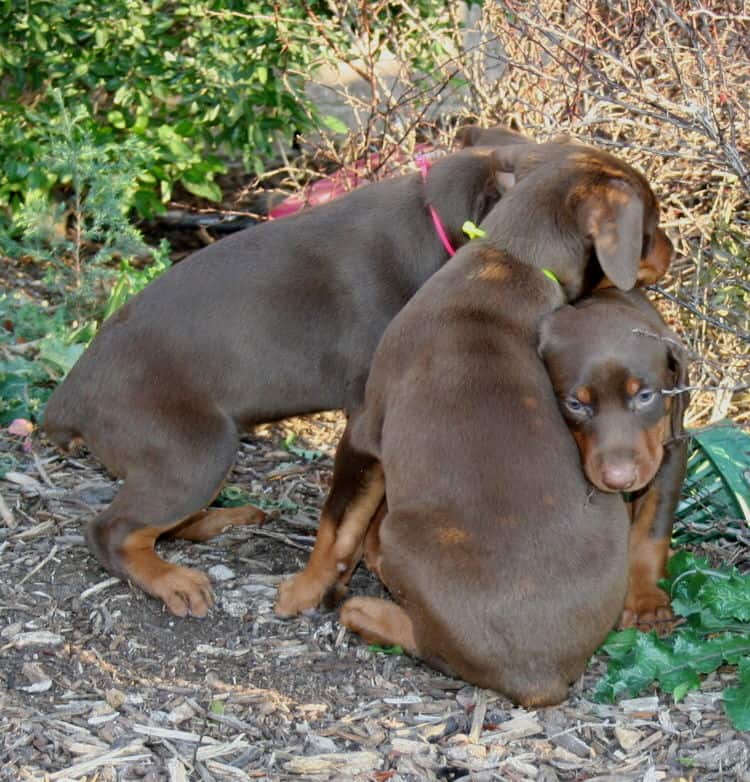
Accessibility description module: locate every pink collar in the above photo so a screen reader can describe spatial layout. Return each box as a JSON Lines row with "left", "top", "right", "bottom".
{"left": 415, "top": 155, "right": 457, "bottom": 257}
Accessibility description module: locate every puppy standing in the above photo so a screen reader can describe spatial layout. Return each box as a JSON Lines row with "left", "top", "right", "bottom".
{"left": 539, "top": 288, "right": 689, "bottom": 632}
{"left": 44, "top": 146, "right": 509, "bottom": 616}
{"left": 277, "top": 145, "right": 673, "bottom": 706}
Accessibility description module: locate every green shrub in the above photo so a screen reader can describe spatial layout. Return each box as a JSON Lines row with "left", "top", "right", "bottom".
{"left": 0, "top": 0, "right": 319, "bottom": 220}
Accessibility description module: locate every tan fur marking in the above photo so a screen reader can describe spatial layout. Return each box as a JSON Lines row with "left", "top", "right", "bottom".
{"left": 276, "top": 465, "right": 385, "bottom": 616}
{"left": 621, "top": 488, "right": 673, "bottom": 633}
{"left": 120, "top": 526, "right": 214, "bottom": 617}
{"left": 625, "top": 377, "right": 641, "bottom": 396}
{"left": 471, "top": 262, "right": 511, "bottom": 282}
{"left": 172, "top": 505, "right": 265, "bottom": 542}
{"left": 522, "top": 395, "right": 538, "bottom": 410}
{"left": 340, "top": 596, "right": 417, "bottom": 655}
{"left": 576, "top": 386, "right": 592, "bottom": 404}
{"left": 437, "top": 526, "right": 470, "bottom": 546}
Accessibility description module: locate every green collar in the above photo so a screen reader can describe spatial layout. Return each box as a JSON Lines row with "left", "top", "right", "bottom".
{"left": 462, "top": 221, "right": 561, "bottom": 287}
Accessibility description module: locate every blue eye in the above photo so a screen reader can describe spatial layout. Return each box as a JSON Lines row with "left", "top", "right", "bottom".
{"left": 566, "top": 397, "right": 584, "bottom": 413}
{"left": 636, "top": 389, "right": 655, "bottom": 405}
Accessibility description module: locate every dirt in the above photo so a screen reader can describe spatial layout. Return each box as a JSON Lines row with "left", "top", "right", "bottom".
{"left": 1, "top": 410, "right": 749, "bottom": 782}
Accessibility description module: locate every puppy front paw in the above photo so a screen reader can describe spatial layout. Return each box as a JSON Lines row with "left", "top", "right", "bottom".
{"left": 275, "top": 572, "right": 327, "bottom": 616}
{"left": 619, "top": 588, "right": 676, "bottom": 635}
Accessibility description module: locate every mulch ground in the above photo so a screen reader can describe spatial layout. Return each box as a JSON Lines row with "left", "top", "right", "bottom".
{"left": 1, "top": 411, "right": 748, "bottom": 782}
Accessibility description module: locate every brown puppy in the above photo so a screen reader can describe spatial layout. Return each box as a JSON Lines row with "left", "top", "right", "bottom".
{"left": 276, "top": 145, "right": 673, "bottom": 706}
{"left": 44, "top": 146, "right": 510, "bottom": 617}
{"left": 539, "top": 288, "right": 689, "bottom": 632}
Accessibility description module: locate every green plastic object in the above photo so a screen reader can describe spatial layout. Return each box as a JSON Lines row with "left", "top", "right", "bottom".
{"left": 676, "top": 423, "right": 750, "bottom": 531}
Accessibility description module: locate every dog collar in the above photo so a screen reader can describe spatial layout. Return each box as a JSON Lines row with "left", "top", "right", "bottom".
{"left": 542, "top": 268, "right": 560, "bottom": 285}
{"left": 415, "top": 155, "right": 457, "bottom": 257}
{"left": 462, "top": 220, "right": 486, "bottom": 240}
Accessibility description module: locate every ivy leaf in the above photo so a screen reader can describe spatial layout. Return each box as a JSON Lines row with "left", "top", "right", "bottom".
{"left": 702, "top": 577, "right": 750, "bottom": 622}
{"left": 599, "top": 628, "right": 639, "bottom": 661}
{"left": 723, "top": 658, "right": 750, "bottom": 731}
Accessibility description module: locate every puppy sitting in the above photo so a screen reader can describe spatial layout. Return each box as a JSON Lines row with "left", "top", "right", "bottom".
{"left": 539, "top": 288, "right": 689, "bottom": 632}
{"left": 277, "top": 143, "right": 673, "bottom": 706}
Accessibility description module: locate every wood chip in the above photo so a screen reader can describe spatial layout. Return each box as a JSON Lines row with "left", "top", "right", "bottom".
{"left": 0, "top": 489, "right": 16, "bottom": 528}
{"left": 614, "top": 725, "right": 642, "bottom": 751}
{"left": 132, "top": 724, "right": 215, "bottom": 743}
{"left": 685, "top": 739, "right": 748, "bottom": 770}
{"left": 480, "top": 714, "right": 543, "bottom": 743}
{"left": 195, "top": 735, "right": 250, "bottom": 761}
{"left": 48, "top": 739, "right": 150, "bottom": 780}
{"left": 620, "top": 697, "right": 659, "bottom": 716}
{"left": 284, "top": 751, "right": 383, "bottom": 776}
{"left": 469, "top": 688, "right": 488, "bottom": 743}
{"left": 6, "top": 630, "right": 64, "bottom": 648}
{"left": 167, "top": 757, "right": 189, "bottom": 782}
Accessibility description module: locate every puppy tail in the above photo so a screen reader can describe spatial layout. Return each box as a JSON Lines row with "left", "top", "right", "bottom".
{"left": 43, "top": 381, "right": 84, "bottom": 453}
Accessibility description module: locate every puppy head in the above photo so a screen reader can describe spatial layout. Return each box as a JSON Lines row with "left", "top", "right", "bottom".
{"left": 538, "top": 290, "right": 688, "bottom": 493}
{"left": 484, "top": 144, "right": 673, "bottom": 297}
{"left": 427, "top": 147, "right": 518, "bottom": 240}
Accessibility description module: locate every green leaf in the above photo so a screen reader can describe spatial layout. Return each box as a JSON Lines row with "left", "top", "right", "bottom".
{"left": 368, "top": 644, "right": 404, "bottom": 655}
{"left": 37, "top": 337, "right": 84, "bottom": 375}
{"left": 599, "top": 628, "right": 639, "bottom": 661}
{"left": 321, "top": 114, "right": 349, "bottom": 134}
{"left": 723, "top": 657, "right": 750, "bottom": 730}
{"left": 182, "top": 178, "right": 222, "bottom": 202}
{"left": 702, "top": 577, "right": 750, "bottom": 622}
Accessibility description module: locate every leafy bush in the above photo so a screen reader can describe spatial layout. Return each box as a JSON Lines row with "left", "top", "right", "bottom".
{"left": 0, "top": 245, "right": 171, "bottom": 426}
{"left": 0, "top": 0, "right": 319, "bottom": 220}
{"left": 597, "top": 551, "right": 750, "bottom": 730}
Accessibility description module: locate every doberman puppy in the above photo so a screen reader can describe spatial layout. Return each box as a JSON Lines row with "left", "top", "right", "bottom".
{"left": 44, "top": 144, "right": 512, "bottom": 617}
{"left": 539, "top": 288, "right": 689, "bottom": 633}
{"left": 276, "top": 144, "right": 673, "bottom": 706}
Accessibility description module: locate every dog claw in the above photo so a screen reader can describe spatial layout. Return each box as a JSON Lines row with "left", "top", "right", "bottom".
{"left": 619, "top": 603, "right": 676, "bottom": 636}
{"left": 275, "top": 573, "right": 328, "bottom": 617}
{"left": 151, "top": 567, "right": 214, "bottom": 618}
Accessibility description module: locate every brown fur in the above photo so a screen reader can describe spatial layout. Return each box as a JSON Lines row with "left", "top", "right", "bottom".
{"left": 539, "top": 288, "right": 689, "bottom": 632}
{"left": 277, "top": 144, "right": 672, "bottom": 705}
{"left": 43, "top": 146, "right": 514, "bottom": 616}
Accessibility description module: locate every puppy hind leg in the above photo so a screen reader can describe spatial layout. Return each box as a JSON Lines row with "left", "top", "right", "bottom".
{"left": 339, "top": 596, "right": 417, "bottom": 655}
{"left": 86, "top": 413, "right": 240, "bottom": 617}
{"left": 170, "top": 505, "right": 266, "bottom": 542}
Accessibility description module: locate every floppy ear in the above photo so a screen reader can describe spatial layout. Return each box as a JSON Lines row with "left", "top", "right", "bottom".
{"left": 454, "top": 125, "right": 483, "bottom": 148}
{"left": 577, "top": 179, "right": 644, "bottom": 291}
{"left": 666, "top": 342, "right": 689, "bottom": 439}
{"left": 636, "top": 227, "right": 674, "bottom": 285}
{"left": 537, "top": 305, "right": 575, "bottom": 360}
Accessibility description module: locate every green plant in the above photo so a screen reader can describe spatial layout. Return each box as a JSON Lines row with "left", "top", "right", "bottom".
{"left": 595, "top": 551, "right": 750, "bottom": 730}
{"left": 1, "top": 91, "right": 148, "bottom": 317}
{"left": 0, "top": 241, "right": 171, "bottom": 425}
{"left": 0, "top": 1, "right": 326, "bottom": 220}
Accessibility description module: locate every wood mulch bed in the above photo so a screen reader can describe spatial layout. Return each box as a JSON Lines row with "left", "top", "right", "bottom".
{"left": 1, "top": 411, "right": 748, "bottom": 781}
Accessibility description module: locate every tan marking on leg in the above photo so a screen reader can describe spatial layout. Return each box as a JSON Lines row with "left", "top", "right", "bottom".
{"left": 171, "top": 505, "right": 266, "bottom": 542}
{"left": 363, "top": 501, "right": 386, "bottom": 579}
{"left": 120, "top": 526, "right": 214, "bottom": 618}
{"left": 621, "top": 488, "right": 673, "bottom": 634}
{"left": 339, "top": 596, "right": 417, "bottom": 655}
{"left": 275, "top": 465, "right": 385, "bottom": 616}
